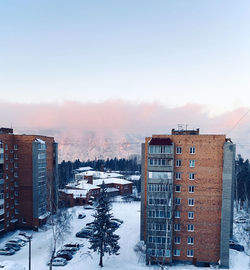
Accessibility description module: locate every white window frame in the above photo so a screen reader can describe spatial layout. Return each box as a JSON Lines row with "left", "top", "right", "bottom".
{"left": 175, "top": 185, "right": 181, "bottom": 192}
{"left": 176, "top": 172, "right": 181, "bottom": 180}
{"left": 187, "top": 237, "right": 194, "bottom": 245}
{"left": 188, "top": 211, "right": 194, "bottom": 219}
{"left": 176, "top": 147, "right": 182, "bottom": 154}
{"left": 175, "top": 198, "right": 181, "bottom": 205}
{"left": 174, "top": 249, "right": 180, "bottom": 257}
{"left": 189, "top": 173, "right": 195, "bottom": 180}
{"left": 189, "top": 160, "right": 195, "bottom": 168}
{"left": 188, "top": 224, "right": 194, "bottom": 232}
{"left": 187, "top": 249, "right": 194, "bottom": 257}
{"left": 188, "top": 198, "right": 195, "bottom": 206}
{"left": 188, "top": 186, "right": 195, "bottom": 193}
{"left": 175, "top": 211, "right": 180, "bottom": 218}
{"left": 174, "top": 223, "right": 181, "bottom": 231}
{"left": 176, "top": 159, "right": 182, "bottom": 167}
{"left": 190, "top": 147, "right": 195, "bottom": 154}
{"left": 174, "top": 236, "right": 181, "bottom": 244}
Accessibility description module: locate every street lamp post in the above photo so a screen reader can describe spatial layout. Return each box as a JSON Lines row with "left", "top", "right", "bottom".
{"left": 27, "top": 235, "right": 32, "bottom": 270}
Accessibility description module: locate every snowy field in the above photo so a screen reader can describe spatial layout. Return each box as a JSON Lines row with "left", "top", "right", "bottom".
{"left": 0, "top": 199, "right": 249, "bottom": 270}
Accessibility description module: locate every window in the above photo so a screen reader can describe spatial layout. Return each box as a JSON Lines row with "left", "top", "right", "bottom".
{"left": 188, "top": 211, "right": 194, "bottom": 219}
{"left": 14, "top": 153, "right": 18, "bottom": 159}
{"left": 188, "top": 224, "right": 194, "bottom": 232}
{"left": 14, "top": 172, "right": 18, "bottom": 178}
{"left": 6, "top": 211, "right": 9, "bottom": 217}
{"left": 190, "top": 147, "right": 195, "bottom": 154}
{"left": 188, "top": 186, "right": 195, "bottom": 193}
{"left": 5, "top": 164, "right": 8, "bottom": 170}
{"left": 175, "top": 211, "right": 180, "bottom": 218}
{"left": 149, "top": 145, "right": 172, "bottom": 154}
{"left": 174, "top": 249, "right": 180, "bottom": 256}
{"left": 174, "top": 223, "right": 181, "bottom": 231}
{"left": 5, "top": 154, "right": 8, "bottom": 160}
{"left": 14, "top": 163, "right": 18, "bottom": 168}
{"left": 175, "top": 172, "right": 181, "bottom": 180}
{"left": 5, "top": 144, "right": 8, "bottom": 150}
{"left": 174, "top": 236, "right": 181, "bottom": 244}
{"left": 187, "top": 249, "right": 194, "bottom": 257}
{"left": 189, "top": 173, "right": 195, "bottom": 180}
{"left": 175, "top": 198, "right": 181, "bottom": 205}
{"left": 188, "top": 198, "right": 195, "bottom": 206}
{"left": 189, "top": 160, "right": 195, "bottom": 168}
{"left": 6, "top": 174, "right": 8, "bottom": 180}
{"left": 14, "top": 144, "right": 18, "bottom": 150}
{"left": 176, "top": 160, "right": 182, "bottom": 167}
{"left": 0, "top": 142, "right": 3, "bottom": 149}
{"left": 6, "top": 193, "right": 9, "bottom": 199}
{"left": 148, "top": 171, "right": 172, "bottom": 180}
{"left": 22, "top": 218, "right": 27, "bottom": 224}
{"left": 15, "top": 209, "right": 19, "bottom": 214}
{"left": 176, "top": 147, "right": 182, "bottom": 154}
{"left": 165, "top": 249, "right": 171, "bottom": 257}
{"left": 175, "top": 185, "right": 181, "bottom": 192}
{"left": 187, "top": 237, "right": 194, "bottom": 245}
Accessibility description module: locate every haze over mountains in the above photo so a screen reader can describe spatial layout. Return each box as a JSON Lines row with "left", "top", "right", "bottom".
{"left": 1, "top": 100, "right": 249, "bottom": 161}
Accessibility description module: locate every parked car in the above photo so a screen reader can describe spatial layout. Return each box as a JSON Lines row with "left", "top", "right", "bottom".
{"left": 111, "top": 218, "right": 123, "bottom": 224}
{"left": 18, "top": 232, "right": 31, "bottom": 239}
{"left": 5, "top": 242, "right": 21, "bottom": 251}
{"left": 58, "top": 247, "right": 76, "bottom": 255}
{"left": 229, "top": 243, "right": 245, "bottom": 252}
{"left": 56, "top": 250, "right": 73, "bottom": 260}
{"left": 78, "top": 213, "right": 86, "bottom": 219}
{"left": 234, "top": 217, "right": 247, "bottom": 224}
{"left": 0, "top": 247, "right": 15, "bottom": 255}
{"left": 110, "top": 221, "right": 120, "bottom": 229}
{"left": 64, "top": 243, "right": 81, "bottom": 250}
{"left": 8, "top": 238, "right": 26, "bottom": 247}
{"left": 84, "top": 205, "right": 94, "bottom": 210}
{"left": 47, "top": 257, "right": 67, "bottom": 266}
{"left": 76, "top": 229, "right": 93, "bottom": 238}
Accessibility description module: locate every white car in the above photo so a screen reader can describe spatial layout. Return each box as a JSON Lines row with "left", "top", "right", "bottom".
{"left": 47, "top": 257, "right": 67, "bottom": 266}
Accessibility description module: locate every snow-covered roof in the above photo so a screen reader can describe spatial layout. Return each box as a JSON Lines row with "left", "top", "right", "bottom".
{"left": 75, "top": 170, "right": 124, "bottom": 179}
{"left": 60, "top": 189, "right": 88, "bottom": 198}
{"left": 93, "top": 178, "right": 133, "bottom": 186}
{"left": 66, "top": 180, "right": 100, "bottom": 191}
{"left": 35, "top": 138, "right": 45, "bottom": 144}
{"left": 127, "top": 175, "right": 141, "bottom": 181}
{"left": 75, "top": 166, "right": 93, "bottom": 172}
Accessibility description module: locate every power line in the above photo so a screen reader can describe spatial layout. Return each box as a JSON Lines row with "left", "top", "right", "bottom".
{"left": 226, "top": 108, "right": 250, "bottom": 136}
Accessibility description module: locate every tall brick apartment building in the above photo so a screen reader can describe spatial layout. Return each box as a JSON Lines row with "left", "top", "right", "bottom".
{"left": 0, "top": 128, "right": 58, "bottom": 234}
{"left": 140, "top": 128, "right": 235, "bottom": 268}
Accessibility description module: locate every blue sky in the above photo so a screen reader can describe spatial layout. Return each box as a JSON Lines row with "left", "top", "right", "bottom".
{"left": 0, "top": 0, "right": 250, "bottom": 115}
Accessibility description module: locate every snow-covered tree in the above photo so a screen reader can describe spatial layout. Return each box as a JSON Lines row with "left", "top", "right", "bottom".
{"left": 88, "top": 182, "right": 120, "bottom": 267}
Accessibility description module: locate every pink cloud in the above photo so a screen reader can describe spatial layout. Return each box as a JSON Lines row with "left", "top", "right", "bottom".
{"left": 0, "top": 100, "right": 249, "bottom": 160}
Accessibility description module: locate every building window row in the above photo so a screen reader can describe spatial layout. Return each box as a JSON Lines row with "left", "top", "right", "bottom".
{"left": 149, "top": 145, "right": 172, "bottom": 154}
{"left": 176, "top": 160, "right": 195, "bottom": 168}
{"left": 148, "top": 222, "right": 171, "bottom": 231}
{"left": 176, "top": 146, "right": 196, "bottom": 155}
{"left": 148, "top": 210, "right": 171, "bottom": 219}
{"left": 148, "top": 249, "right": 171, "bottom": 257}
{"left": 148, "top": 158, "right": 172, "bottom": 166}
{"left": 174, "top": 249, "right": 194, "bottom": 257}
{"left": 174, "top": 236, "right": 194, "bottom": 245}
{"left": 148, "top": 236, "right": 171, "bottom": 244}
{"left": 148, "top": 198, "right": 169, "bottom": 205}
{"left": 148, "top": 184, "right": 169, "bottom": 192}
{"left": 176, "top": 172, "right": 196, "bottom": 180}
{"left": 174, "top": 223, "right": 194, "bottom": 232}
{"left": 148, "top": 171, "right": 172, "bottom": 180}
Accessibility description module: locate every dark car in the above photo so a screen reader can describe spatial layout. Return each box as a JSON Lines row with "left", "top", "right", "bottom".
{"left": 76, "top": 229, "right": 93, "bottom": 238}
{"left": 229, "top": 243, "right": 244, "bottom": 252}
{"left": 0, "top": 247, "right": 15, "bottom": 255}
{"left": 59, "top": 248, "right": 76, "bottom": 255}
{"left": 5, "top": 242, "right": 21, "bottom": 251}
{"left": 56, "top": 250, "right": 73, "bottom": 260}
{"left": 78, "top": 213, "right": 86, "bottom": 219}
{"left": 64, "top": 243, "right": 81, "bottom": 250}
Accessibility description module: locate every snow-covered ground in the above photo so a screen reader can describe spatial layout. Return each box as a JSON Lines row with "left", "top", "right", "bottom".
{"left": 0, "top": 199, "right": 249, "bottom": 270}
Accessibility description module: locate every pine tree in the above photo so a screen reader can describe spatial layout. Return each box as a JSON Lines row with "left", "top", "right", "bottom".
{"left": 88, "top": 182, "right": 120, "bottom": 267}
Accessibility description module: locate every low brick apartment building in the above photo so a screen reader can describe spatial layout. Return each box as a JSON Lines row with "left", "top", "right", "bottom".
{"left": 140, "top": 128, "right": 235, "bottom": 268}
{"left": 0, "top": 128, "right": 58, "bottom": 233}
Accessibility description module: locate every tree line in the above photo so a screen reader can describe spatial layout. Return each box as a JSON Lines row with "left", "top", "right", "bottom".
{"left": 58, "top": 157, "right": 140, "bottom": 188}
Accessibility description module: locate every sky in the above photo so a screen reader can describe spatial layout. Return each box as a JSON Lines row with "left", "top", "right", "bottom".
{"left": 0, "top": 1, "right": 250, "bottom": 159}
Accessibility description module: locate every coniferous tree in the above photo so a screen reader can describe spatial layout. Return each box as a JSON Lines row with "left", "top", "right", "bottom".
{"left": 88, "top": 182, "right": 120, "bottom": 267}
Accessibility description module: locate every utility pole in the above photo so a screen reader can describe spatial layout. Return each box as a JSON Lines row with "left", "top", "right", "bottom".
{"left": 28, "top": 235, "right": 32, "bottom": 270}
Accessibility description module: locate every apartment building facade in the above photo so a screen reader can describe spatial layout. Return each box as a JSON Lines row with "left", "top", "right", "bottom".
{"left": 140, "top": 128, "right": 235, "bottom": 268}
{"left": 0, "top": 128, "right": 58, "bottom": 234}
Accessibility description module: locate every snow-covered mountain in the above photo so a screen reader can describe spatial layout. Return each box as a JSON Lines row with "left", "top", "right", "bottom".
{"left": 56, "top": 131, "right": 143, "bottom": 161}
